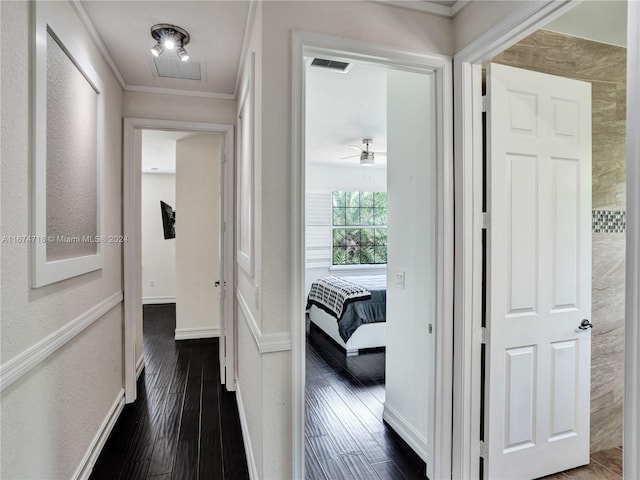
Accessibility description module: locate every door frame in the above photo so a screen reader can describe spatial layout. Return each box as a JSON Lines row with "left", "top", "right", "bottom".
{"left": 452, "top": 1, "right": 640, "bottom": 478}
{"left": 123, "top": 118, "right": 235, "bottom": 403}
{"left": 291, "top": 31, "right": 454, "bottom": 480}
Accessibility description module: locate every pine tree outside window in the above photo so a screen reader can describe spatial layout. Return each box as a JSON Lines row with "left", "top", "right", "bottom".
{"left": 332, "top": 191, "right": 387, "bottom": 265}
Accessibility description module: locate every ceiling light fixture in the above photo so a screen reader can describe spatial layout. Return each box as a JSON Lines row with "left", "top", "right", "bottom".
{"left": 340, "top": 138, "right": 387, "bottom": 166}
{"left": 150, "top": 24, "right": 190, "bottom": 62}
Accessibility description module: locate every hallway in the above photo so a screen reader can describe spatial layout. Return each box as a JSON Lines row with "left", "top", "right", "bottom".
{"left": 90, "top": 305, "right": 249, "bottom": 480}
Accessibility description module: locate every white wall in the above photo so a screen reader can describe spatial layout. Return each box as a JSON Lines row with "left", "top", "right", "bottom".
{"left": 232, "top": 2, "right": 453, "bottom": 478}
{"left": 141, "top": 173, "right": 176, "bottom": 303}
{"left": 384, "top": 69, "right": 437, "bottom": 469}
{"left": 123, "top": 91, "right": 237, "bottom": 125}
{"left": 1, "top": 1, "right": 124, "bottom": 477}
{"left": 306, "top": 164, "right": 387, "bottom": 192}
{"left": 175, "top": 133, "right": 222, "bottom": 337}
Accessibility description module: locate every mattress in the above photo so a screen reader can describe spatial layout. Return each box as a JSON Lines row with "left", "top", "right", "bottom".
{"left": 306, "top": 274, "right": 386, "bottom": 342}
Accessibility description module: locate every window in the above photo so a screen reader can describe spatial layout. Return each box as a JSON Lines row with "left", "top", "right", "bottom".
{"left": 332, "top": 191, "right": 387, "bottom": 265}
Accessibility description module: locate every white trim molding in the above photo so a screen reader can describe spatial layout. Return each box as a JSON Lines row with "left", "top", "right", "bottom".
{"left": 142, "top": 296, "right": 176, "bottom": 305}
{"left": 291, "top": 30, "right": 454, "bottom": 480}
{"left": 69, "top": 1, "right": 126, "bottom": 89}
{"left": 174, "top": 327, "right": 221, "bottom": 341}
{"left": 72, "top": 388, "right": 125, "bottom": 480}
{"left": 451, "top": 1, "right": 638, "bottom": 478}
{"left": 0, "top": 291, "right": 123, "bottom": 391}
{"left": 124, "top": 84, "right": 235, "bottom": 100}
{"left": 32, "top": 1, "right": 105, "bottom": 288}
{"left": 625, "top": 2, "right": 640, "bottom": 479}
{"left": 236, "top": 291, "right": 292, "bottom": 353}
{"left": 371, "top": 0, "right": 469, "bottom": 18}
{"left": 234, "top": 0, "right": 258, "bottom": 99}
{"left": 235, "top": 382, "right": 259, "bottom": 480}
{"left": 123, "top": 117, "right": 236, "bottom": 404}
{"left": 382, "top": 403, "right": 429, "bottom": 461}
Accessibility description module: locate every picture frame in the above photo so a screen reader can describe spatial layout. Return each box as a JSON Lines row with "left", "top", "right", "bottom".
{"left": 236, "top": 52, "right": 255, "bottom": 277}
{"left": 32, "top": 2, "right": 105, "bottom": 287}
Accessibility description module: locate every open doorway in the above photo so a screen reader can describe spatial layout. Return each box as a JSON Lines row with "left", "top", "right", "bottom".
{"left": 139, "top": 128, "right": 224, "bottom": 347}
{"left": 122, "top": 119, "right": 235, "bottom": 403}
{"left": 303, "top": 59, "right": 426, "bottom": 479}
{"left": 474, "top": 3, "right": 627, "bottom": 479}
{"left": 294, "top": 34, "right": 453, "bottom": 480}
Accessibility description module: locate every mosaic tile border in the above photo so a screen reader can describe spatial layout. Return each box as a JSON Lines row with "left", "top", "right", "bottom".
{"left": 593, "top": 210, "right": 626, "bottom": 233}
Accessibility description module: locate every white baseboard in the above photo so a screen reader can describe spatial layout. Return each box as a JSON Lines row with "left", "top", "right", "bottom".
{"left": 136, "top": 354, "right": 145, "bottom": 379}
{"left": 174, "top": 327, "right": 221, "bottom": 340}
{"left": 142, "top": 296, "right": 176, "bottom": 305}
{"left": 382, "top": 402, "right": 429, "bottom": 462}
{"left": 73, "top": 388, "right": 125, "bottom": 480}
{"left": 235, "top": 382, "right": 259, "bottom": 480}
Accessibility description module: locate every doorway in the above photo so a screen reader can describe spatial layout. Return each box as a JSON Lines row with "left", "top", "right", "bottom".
{"left": 291, "top": 32, "right": 454, "bottom": 480}
{"left": 453, "top": 1, "right": 631, "bottom": 479}
{"left": 122, "top": 118, "right": 235, "bottom": 403}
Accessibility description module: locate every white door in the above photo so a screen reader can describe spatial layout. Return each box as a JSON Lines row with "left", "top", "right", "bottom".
{"left": 218, "top": 146, "right": 226, "bottom": 384}
{"left": 485, "top": 63, "right": 592, "bottom": 479}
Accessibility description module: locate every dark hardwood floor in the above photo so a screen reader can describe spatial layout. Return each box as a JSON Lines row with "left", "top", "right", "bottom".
{"left": 305, "top": 322, "right": 427, "bottom": 480}
{"left": 90, "top": 304, "right": 249, "bottom": 480}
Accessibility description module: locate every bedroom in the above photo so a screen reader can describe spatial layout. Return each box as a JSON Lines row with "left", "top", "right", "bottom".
{"left": 303, "top": 55, "right": 441, "bottom": 478}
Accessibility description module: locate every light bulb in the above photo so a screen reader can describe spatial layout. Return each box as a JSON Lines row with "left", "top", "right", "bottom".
{"left": 151, "top": 43, "right": 165, "bottom": 57}
{"left": 177, "top": 47, "right": 189, "bottom": 62}
{"left": 163, "top": 37, "right": 175, "bottom": 50}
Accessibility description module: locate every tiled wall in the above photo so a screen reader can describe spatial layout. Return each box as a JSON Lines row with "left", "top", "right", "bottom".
{"left": 493, "top": 30, "right": 626, "bottom": 453}
{"left": 593, "top": 210, "right": 626, "bottom": 234}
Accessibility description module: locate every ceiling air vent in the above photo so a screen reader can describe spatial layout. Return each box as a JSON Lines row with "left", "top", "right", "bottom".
{"left": 153, "top": 56, "right": 202, "bottom": 81}
{"left": 310, "top": 58, "right": 351, "bottom": 72}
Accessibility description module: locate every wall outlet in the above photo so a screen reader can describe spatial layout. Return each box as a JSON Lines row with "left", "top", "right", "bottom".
{"left": 149, "top": 279, "right": 155, "bottom": 287}
{"left": 395, "top": 271, "right": 405, "bottom": 288}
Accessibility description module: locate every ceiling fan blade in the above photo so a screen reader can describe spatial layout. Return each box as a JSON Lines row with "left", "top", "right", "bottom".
{"left": 371, "top": 151, "right": 387, "bottom": 156}
{"left": 348, "top": 145, "right": 364, "bottom": 151}
{"left": 340, "top": 154, "right": 361, "bottom": 159}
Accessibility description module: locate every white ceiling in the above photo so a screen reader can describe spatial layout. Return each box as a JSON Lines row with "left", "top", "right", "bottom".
{"left": 81, "top": 0, "right": 626, "bottom": 172}
{"left": 305, "top": 61, "right": 388, "bottom": 169}
{"left": 141, "top": 130, "right": 193, "bottom": 173}
{"left": 80, "top": 1, "right": 251, "bottom": 97}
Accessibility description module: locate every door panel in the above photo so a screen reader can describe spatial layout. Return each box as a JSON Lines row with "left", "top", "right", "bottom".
{"left": 549, "top": 340, "right": 578, "bottom": 439}
{"left": 486, "top": 63, "right": 592, "bottom": 479}
{"left": 507, "top": 153, "right": 538, "bottom": 315}
{"left": 504, "top": 345, "right": 536, "bottom": 452}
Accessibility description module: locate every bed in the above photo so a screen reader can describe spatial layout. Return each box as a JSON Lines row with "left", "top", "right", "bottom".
{"left": 306, "top": 274, "right": 386, "bottom": 356}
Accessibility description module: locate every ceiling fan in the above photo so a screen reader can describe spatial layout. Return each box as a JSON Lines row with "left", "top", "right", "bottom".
{"left": 341, "top": 138, "right": 387, "bottom": 165}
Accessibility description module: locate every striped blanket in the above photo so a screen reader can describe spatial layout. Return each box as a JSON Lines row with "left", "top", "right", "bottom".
{"left": 306, "top": 276, "right": 372, "bottom": 320}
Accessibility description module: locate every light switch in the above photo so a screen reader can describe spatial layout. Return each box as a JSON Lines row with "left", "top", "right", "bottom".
{"left": 395, "top": 271, "right": 405, "bottom": 288}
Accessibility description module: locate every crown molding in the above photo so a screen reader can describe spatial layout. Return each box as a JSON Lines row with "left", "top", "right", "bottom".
{"left": 371, "top": 0, "right": 469, "bottom": 18}
{"left": 70, "top": 1, "right": 126, "bottom": 89}
{"left": 125, "top": 84, "right": 235, "bottom": 100}
{"left": 234, "top": 0, "right": 259, "bottom": 99}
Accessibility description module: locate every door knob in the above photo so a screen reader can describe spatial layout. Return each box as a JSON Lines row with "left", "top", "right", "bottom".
{"left": 578, "top": 319, "right": 593, "bottom": 330}
{"left": 214, "top": 280, "right": 220, "bottom": 287}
